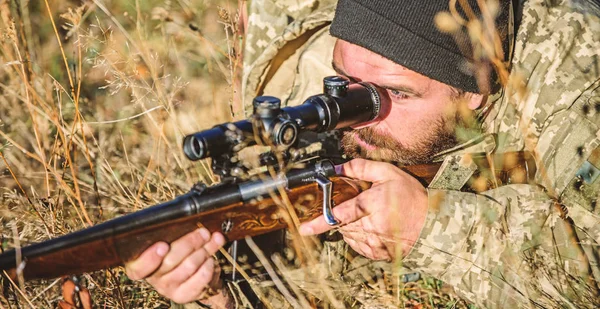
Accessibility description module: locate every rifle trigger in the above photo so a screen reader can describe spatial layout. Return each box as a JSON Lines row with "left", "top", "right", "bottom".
{"left": 315, "top": 174, "right": 339, "bottom": 226}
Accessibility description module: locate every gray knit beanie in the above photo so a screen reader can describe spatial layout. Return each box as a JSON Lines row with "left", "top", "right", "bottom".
{"left": 330, "top": 0, "right": 513, "bottom": 94}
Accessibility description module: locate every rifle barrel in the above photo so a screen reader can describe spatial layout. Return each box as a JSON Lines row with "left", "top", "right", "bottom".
{"left": 0, "top": 161, "right": 365, "bottom": 281}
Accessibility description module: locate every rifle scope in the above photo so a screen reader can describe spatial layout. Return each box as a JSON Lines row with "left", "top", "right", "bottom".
{"left": 183, "top": 76, "right": 381, "bottom": 161}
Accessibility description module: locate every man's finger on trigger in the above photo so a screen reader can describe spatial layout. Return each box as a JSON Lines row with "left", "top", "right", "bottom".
{"left": 299, "top": 197, "right": 368, "bottom": 235}
{"left": 125, "top": 242, "right": 169, "bottom": 280}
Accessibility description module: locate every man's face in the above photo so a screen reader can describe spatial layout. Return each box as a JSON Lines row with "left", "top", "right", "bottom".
{"left": 333, "top": 40, "right": 479, "bottom": 165}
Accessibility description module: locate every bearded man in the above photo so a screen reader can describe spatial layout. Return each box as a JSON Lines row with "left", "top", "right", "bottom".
{"left": 125, "top": 0, "right": 600, "bottom": 308}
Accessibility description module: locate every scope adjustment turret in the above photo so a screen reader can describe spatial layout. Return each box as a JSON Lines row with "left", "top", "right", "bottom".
{"left": 253, "top": 96, "right": 281, "bottom": 118}
{"left": 323, "top": 76, "right": 350, "bottom": 97}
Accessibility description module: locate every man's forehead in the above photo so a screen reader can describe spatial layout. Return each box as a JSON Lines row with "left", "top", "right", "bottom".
{"left": 333, "top": 40, "right": 409, "bottom": 72}
{"left": 333, "top": 39, "right": 432, "bottom": 92}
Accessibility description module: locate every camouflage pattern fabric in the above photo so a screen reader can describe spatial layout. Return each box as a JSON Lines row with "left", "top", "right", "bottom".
{"left": 404, "top": 0, "right": 600, "bottom": 308}
{"left": 242, "top": 0, "right": 338, "bottom": 116}
{"left": 183, "top": 0, "right": 600, "bottom": 308}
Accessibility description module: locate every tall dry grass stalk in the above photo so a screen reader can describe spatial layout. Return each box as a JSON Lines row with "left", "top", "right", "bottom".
{"left": 0, "top": 0, "right": 238, "bottom": 307}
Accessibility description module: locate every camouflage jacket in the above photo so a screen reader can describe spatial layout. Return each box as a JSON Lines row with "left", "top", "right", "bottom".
{"left": 183, "top": 0, "right": 600, "bottom": 308}
{"left": 402, "top": 1, "right": 600, "bottom": 308}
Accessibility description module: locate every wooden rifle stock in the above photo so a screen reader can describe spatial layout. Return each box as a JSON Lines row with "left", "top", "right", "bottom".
{"left": 0, "top": 151, "right": 534, "bottom": 281}
{"left": 0, "top": 176, "right": 367, "bottom": 281}
{"left": 1, "top": 161, "right": 439, "bottom": 281}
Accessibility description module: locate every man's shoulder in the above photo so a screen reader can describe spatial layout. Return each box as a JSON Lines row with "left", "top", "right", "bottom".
{"left": 481, "top": 0, "right": 600, "bottom": 194}
{"left": 513, "top": 0, "right": 600, "bottom": 103}
{"left": 244, "top": 0, "right": 337, "bottom": 66}
{"left": 243, "top": 0, "right": 338, "bottom": 116}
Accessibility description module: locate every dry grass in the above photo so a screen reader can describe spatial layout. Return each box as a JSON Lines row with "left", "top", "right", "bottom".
{"left": 0, "top": 1, "right": 547, "bottom": 308}
{"left": 0, "top": 0, "right": 237, "bottom": 307}
{"left": 0, "top": 1, "right": 469, "bottom": 308}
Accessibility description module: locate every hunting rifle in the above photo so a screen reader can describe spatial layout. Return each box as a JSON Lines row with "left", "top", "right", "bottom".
{"left": 0, "top": 76, "right": 535, "bottom": 282}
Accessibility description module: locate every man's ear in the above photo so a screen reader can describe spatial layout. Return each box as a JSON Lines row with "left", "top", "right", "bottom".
{"left": 467, "top": 93, "right": 486, "bottom": 110}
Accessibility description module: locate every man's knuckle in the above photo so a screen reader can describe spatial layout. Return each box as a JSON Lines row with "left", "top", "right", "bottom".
{"left": 170, "top": 292, "right": 189, "bottom": 305}
{"left": 355, "top": 197, "right": 368, "bottom": 212}
{"left": 336, "top": 211, "right": 351, "bottom": 224}
{"left": 186, "top": 232, "right": 205, "bottom": 247}
{"left": 195, "top": 247, "right": 210, "bottom": 260}
{"left": 182, "top": 258, "right": 201, "bottom": 273}
{"left": 200, "top": 260, "right": 215, "bottom": 278}
{"left": 366, "top": 236, "right": 380, "bottom": 248}
{"left": 161, "top": 257, "right": 176, "bottom": 270}
{"left": 204, "top": 241, "right": 220, "bottom": 254}
{"left": 125, "top": 269, "right": 140, "bottom": 280}
{"left": 153, "top": 285, "right": 167, "bottom": 298}
{"left": 162, "top": 279, "right": 180, "bottom": 293}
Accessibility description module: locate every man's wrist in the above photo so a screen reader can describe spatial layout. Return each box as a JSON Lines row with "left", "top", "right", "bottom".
{"left": 198, "top": 287, "right": 235, "bottom": 309}
{"left": 398, "top": 185, "right": 430, "bottom": 258}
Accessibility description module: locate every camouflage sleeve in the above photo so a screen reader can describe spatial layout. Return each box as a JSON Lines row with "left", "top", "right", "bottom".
{"left": 403, "top": 185, "right": 600, "bottom": 308}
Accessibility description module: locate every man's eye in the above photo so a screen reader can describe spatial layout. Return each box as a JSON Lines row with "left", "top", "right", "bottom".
{"left": 389, "top": 89, "right": 409, "bottom": 100}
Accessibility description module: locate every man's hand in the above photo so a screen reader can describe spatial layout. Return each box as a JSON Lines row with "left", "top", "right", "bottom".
{"left": 125, "top": 228, "right": 227, "bottom": 305}
{"left": 299, "top": 159, "right": 429, "bottom": 261}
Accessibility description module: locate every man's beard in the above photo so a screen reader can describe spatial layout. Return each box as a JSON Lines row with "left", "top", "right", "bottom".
{"left": 341, "top": 116, "right": 458, "bottom": 166}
